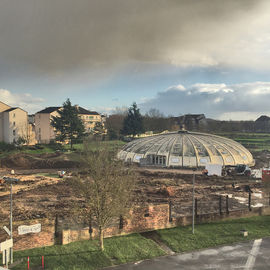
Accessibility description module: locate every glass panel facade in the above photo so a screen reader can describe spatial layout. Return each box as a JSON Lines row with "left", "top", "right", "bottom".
{"left": 118, "top": 131, "right": 254, "bottom": 167}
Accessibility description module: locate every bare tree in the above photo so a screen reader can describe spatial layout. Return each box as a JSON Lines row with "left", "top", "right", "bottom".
{"left": 105, "top": 114, "right": 126, "bottom": 139}
{"left": 145, "top": 108, "right": 164, "bottom": 118}
{"left": 17, "top": 122, "right": 32, "bottom": 145}
{"left": 69, "top": 139, "right": 136, "bottom": 250}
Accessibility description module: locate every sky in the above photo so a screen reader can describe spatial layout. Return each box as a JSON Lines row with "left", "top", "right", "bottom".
{"left": 1, "top": 0, "right": 270, "bottom": 120}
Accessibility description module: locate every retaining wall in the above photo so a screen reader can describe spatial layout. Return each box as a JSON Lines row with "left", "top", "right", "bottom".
{"left": 1, "top": 205, "right": 270, "bottom": 250}
{"left": 0, "top": 218, "right": 55, "bottom": 250}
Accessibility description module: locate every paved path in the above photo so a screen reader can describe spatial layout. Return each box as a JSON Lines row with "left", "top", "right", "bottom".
{"left": 108, "top": 238, "right": 270, "bottom": 270}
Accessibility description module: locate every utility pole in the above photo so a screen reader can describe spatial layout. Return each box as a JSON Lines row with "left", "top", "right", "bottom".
{"left": 10, "top": 182, "right": 13, "bottom": 262}
{"left": 3, "top": 177, "right": 19, "bottom": 264}
{"left": 192, "top": 169, "right": 195, "bottom": 234}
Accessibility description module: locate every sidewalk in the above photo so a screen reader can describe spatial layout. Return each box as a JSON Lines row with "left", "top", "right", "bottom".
{"left": 107, "top": 237, "right": 270, "bottom": 270}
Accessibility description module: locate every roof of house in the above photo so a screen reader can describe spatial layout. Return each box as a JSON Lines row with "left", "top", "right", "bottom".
{"left": 0, "top": 100, "right": 11, "bottom": 108}
{"left": 77, "top": 106, "right": 100, "bottom": 115}
{"left": 36, "top": 106, "right": 100, "bottom": 115}
{"left": 3, "top": 107, "right": 28, "bottom": 113}
{"left": 36, "top": 107, "right": 61, "bottom": 114}
{"left": 3, "top": 107, "right": 18, "bottom": 112}
{"left": 255, "top": 115, "right": 270, "bottom": 122}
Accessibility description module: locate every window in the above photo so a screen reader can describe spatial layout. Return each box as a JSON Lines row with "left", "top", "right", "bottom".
{"left": 13, "top": 130, "right": 15, "bottom": 136}
{"left": 13, "top": 113, "right": 15, "bottom": 117}
{"left": 147, "top": 155, "right": 166, "bottom": 166}
{"left": 13, "top": 121, "right": 15, "bottom": 126}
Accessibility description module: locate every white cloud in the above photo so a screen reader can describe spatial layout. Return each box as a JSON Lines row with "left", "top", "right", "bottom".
{"left": 0, "top": 89, "right": 44, "bottom": 113}
{"left": 218, "top": 111, "right": 266, "bottom": 121}
{"left": 192, "top": 83, "right": 233, "bottom": 94}
{"left": 90, "top": 106, "right": 114, "bottom": 115}
{"left": 214, "top": 97, "right": 223, "bottom": 104}
{"left": 166, "top": 84, "right": 186, "bottom": 92}
{"left": 140, "top": 81, "right": 270, "bottom": 120}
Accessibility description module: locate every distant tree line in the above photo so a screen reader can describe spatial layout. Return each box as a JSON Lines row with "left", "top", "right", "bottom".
{"left": 105, "top": 103, "right": 270, "bottom": 140}
{"left": 105, "top": 103, "right": 178, "bottom": 139}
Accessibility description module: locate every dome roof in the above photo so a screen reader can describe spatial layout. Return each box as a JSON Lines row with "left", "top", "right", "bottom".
{"left": 118, "top": 131, "right": 254, "bottom": 167}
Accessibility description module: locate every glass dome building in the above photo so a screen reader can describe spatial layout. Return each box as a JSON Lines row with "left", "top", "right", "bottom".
{"left": 117, "top": 131, "right": 254, "bottom": 168}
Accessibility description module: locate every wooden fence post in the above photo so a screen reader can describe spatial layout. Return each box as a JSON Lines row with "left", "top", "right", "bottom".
{"left": 195, "top": 198, "right": 198, "bottom": 217}
{"left": 219, "top": 196, "right": 222, "bottom": 215}
{"left": 226, "top": 195, "right": 229, "bottom": 214}
{"left": 119, "top": 215, "right": 124, "bottom": 229}
{"left": 248, "top": 191, "right": 252, "bottom": 211}
{"left": 169, "top": 201, "right": 172, "bottom": 222}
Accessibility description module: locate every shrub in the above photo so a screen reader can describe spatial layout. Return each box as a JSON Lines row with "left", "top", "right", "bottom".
{"left": 0, "top": 142, "right": 16, "bottom": 151}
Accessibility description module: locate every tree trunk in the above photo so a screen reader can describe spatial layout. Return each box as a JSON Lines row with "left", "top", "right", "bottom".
{"left": 89, "top": 218, "right": 93, "bottom": 240}
{"left": 99, "top": 226, "right": 104, "bottom": 251}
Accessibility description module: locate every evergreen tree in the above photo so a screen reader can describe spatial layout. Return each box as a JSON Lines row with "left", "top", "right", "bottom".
{"left": 121, "top": 102, "right": 144, "bottom": 137}
{"left": 51, "top": 99, "right": 85, "bottom": 149}
{"left": 93, "top": 121, "right": 105, "bottom": 135}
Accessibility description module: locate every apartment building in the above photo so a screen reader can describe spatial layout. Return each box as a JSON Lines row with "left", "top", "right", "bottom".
{"left": 35, "top": 107, "right": 61, "bottom": 143}
{"left": 0, "top": 101, "right": 32, "bottom": 144}
{"left": 35, "top": 105, "right": 104, "bottom": 143}
{"left": 75, "top": 105, "right": 103, "bottom": 133}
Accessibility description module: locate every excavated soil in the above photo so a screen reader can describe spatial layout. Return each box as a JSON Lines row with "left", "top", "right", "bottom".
{"left": 0, "top": 153, "right": 79, "bottom": 169}
{"left": 0, "top": 150, "right": 268, "bottom": 223}
{"left": 0, "top": 167, "right": 266, "bottom": 224}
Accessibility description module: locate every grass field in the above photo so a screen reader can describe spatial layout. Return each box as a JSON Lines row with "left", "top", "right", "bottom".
{"left": 157, "top": 215, "right": 270, "bottom": 253}
{"left": 215, "top": 132, "right": 270, "bottom": 152}
{"left": 63, "top": 140, "right": 125, "bottom": 152}
{"left": 0, "top": 146, "right": 56, "bottom": 158}
{"left": 1, "top": 216, "right": 269, "bottom": 269}
{"left": 0, "top": 140, "right": 126, "bottom": 159}
{"left": 9, "top": 234, "right": 165, "bottom": 270}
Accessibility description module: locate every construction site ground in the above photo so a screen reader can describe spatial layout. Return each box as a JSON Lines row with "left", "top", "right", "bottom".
{"left": 0, "top": 165, "right": 267, "bottom": 225}
{"left": 0, "top": 149, "right": 269, "bottom": 226}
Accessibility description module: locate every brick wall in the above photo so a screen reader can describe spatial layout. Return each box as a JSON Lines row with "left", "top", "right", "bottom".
{"left": 0, "top": 218, "right": 55, "bottom": 250}
{"left": 173, "top": 206, "right": 270, "bottom": 227}
{"left": 1, "top": 205, "right": 270, "bottom": 250}
{"left": 61, "top": 203, "right": 169, "bottom": 245}
{"left": 60, "top": 205, "right": 270, "bottom": 245}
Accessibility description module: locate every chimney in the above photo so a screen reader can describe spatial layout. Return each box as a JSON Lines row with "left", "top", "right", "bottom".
{"left": 75, "top": 105, "right": 79, "bottom": 111}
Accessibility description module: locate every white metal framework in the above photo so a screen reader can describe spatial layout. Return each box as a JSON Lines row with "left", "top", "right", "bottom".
{"left": 117, "top": 131, "right": 254, "bottom": 167}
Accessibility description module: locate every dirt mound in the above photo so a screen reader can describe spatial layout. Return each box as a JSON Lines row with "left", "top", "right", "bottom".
{"left": 0, "top": 153, "right": 79, "bottom": 169}
{"left": 252, "top": 150, "right": 270, "bottom": 168}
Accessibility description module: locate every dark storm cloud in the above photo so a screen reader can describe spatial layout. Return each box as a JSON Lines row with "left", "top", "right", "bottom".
{"left": 140, "top": 82, "right": 270, "bottom": 120}
{"left": 0, "top": 0, "right": 268, "bottom": 75}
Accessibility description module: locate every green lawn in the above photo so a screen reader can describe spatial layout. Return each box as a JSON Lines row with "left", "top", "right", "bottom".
{"left": 157, "top": 215, "right": 270, "bottom": 253}
{"left": 63, "top": 140, "right": 125, "bottom": 152}
{"left": 0, "top": 145, "right": 57, "bottom": 158}
{"left": 215, "top": 132, "right": 270, "bottom": 152}
{"left": 0, "top": 140, "right": 126, "bottom": 159}
{"left": 2, "top": 216, "right": 270, "bottom": 269}
{"left": 8, "top": 234, "right": 165, "bottom": 270}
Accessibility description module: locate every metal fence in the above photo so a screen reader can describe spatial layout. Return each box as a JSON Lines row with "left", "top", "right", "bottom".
{"left": 170, "top": 193, "right": 270, "bottom": 219}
